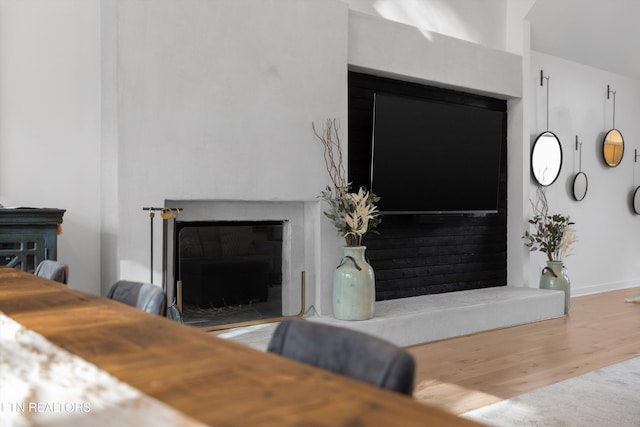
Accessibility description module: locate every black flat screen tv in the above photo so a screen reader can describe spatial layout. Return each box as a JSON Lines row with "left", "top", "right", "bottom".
{"left": 371, "top": 93, "right": 505, "bottom": 214}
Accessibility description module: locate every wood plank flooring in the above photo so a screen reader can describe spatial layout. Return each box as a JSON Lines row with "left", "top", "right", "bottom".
{"left": 0, "top": 268, "right": 483, "bottom": 427}
{"left": 407, "top": 287, "right": 640, "bottom": 415}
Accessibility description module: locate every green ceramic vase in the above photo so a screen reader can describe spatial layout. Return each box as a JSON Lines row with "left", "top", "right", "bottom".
{"left": 540, "top": 260, "right": 571, "bottom": 314}
{"left": 333, "top": 246, "right": 375, "bottom": 320}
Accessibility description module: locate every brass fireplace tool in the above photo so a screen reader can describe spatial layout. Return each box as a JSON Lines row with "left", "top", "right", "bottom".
{"left": 142, "top": 206, "right": 182, "bottom": 321}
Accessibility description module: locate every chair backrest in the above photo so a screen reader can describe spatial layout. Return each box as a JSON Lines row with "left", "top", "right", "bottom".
{"left": 107, "top": 281, "right": 167, "bottom": 316}
{"left": 267, "top": 318, "right": 415, "bottom": 395}
{"left": 34, "top": 260, "right": 69, "bottom": 284}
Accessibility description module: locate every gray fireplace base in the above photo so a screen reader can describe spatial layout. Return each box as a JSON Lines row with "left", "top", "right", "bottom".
{"left": 217, "top": 286, "right": 565, "bottom": 350}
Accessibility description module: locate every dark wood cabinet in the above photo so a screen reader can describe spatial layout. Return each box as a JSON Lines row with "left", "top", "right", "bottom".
{"left": 0, "top": 208, "right": 66, "bottom": 273}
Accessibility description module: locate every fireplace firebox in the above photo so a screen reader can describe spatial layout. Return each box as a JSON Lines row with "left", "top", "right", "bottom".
{"left": 174, "top": 220, "right": 284, "bottom": 326}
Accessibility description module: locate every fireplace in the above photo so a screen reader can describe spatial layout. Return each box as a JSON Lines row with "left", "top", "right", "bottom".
{"left": 166, "top": 199, "right": 316, "bottom": 327}
{"left": 175, "top": 220, "right": 284, "bottom": 326}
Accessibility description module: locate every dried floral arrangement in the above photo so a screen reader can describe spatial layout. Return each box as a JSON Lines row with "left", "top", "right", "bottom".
{"left": 313, "top": 118, "right": 381, "bottom": 247}
{"left": 523, "top": 186, "right": 577, "bottom": 262}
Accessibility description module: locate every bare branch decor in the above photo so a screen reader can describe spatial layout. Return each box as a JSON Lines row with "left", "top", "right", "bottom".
{"left": 312, "top": 118, "right": 381, "bottom": 247}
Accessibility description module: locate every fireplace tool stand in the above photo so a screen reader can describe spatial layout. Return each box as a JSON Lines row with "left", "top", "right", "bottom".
{"left": 143, "top": 206, "right": 182, "bottom": 321}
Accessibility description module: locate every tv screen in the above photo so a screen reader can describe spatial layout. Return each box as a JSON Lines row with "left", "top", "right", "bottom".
{"left": 371, "top": 93, "right": 505, "bottom": 214}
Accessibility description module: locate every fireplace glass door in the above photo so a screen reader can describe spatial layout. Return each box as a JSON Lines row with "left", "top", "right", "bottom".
{"left": 175, "top": 220, "right": 284, "bottom": 328}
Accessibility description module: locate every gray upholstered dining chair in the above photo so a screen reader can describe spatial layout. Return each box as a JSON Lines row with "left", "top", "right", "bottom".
{"left": 34, "top": 260, "right": 69, "bottom": 284}
{"left": 107, "top": 280, "right": 167, "bottom": 316}
{"left": 267, "top": 318, "right": 415, "bottom": 396}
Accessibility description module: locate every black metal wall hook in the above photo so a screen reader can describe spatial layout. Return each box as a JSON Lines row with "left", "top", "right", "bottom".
{"left": 540, "top": 69, "right": 550, "bottom": 86}
{"left": 607, "top": 84, "right": 617, "bottom": 128}
{"left": 540, "top": 70, "right": 551, "bottom": 131}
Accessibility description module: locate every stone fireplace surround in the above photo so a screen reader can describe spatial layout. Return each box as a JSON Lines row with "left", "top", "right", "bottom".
{"left": 168, "top": 199, "right": 565, "bottom": 348}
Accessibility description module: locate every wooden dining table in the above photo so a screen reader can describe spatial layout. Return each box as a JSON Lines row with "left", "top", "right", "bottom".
{"left": 0, "top": 267, "right": 486, "bottom": 426}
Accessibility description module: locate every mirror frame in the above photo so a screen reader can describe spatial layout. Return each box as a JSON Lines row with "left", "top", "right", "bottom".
{"left": 572, "top": 171, "right": 588, "bottom": 201}
{"left": 633, "top": 186, "right": 640, "bottom": 215}
{"left": 602, "top": 128, "right": 624, "bottom": 167}
{"left": 531, "top": 131, "right": 563, "bottom": 186}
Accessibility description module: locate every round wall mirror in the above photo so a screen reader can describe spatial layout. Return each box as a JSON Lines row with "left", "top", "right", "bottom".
{"left": 603, "top": 129, "right": 624, "bottom": 167}
{"left": 531, "top": 131, "right": 563, "bottom": 186}
{"left": 633, "top": 186, "right": 640, "bottom": 214}
{"left": 572, "top": 171, "right": 588, "bottom": 201}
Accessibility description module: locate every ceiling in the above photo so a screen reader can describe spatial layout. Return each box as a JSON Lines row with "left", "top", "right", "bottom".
{"left": 526, "top": 0, "right": 640, "bottom": 80}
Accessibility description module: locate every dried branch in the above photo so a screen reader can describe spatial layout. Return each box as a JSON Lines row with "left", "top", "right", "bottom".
{"left": 523, "top": 186, "right": 576, "bottom": 262}
{"left": 312, "top": 118, "right": 347, "bottom": 197}
{"left": 530, "top": 185, "right": 549, "bottom": 219}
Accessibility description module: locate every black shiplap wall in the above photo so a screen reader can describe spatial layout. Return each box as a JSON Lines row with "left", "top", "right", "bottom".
{"left": 349, "top": 72, "right": 508, "bottom": 300}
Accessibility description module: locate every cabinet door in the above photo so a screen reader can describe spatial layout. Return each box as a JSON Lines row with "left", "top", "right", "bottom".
{"left": 0, "top": 233, "right": 48, "bottom": 273}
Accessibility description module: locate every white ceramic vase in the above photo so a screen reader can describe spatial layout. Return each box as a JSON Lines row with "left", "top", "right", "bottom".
{"left": 540, "top": 260, "right": 571, "bottom": 314}
{"left": 332, "top": 246, "right": 375, "bottom": 320}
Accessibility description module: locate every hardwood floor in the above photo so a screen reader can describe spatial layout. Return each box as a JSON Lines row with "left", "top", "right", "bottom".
{"left": 407, "top": 287, "right": 640, "bottom": 415}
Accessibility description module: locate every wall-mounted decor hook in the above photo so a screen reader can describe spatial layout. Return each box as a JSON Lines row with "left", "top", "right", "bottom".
{"left": 540, "top": 70, "right": 549, "bottom": 86}
{"left": 576, "top": 135, "right": 584, "bottom": 172}
{"left": 607, "top": 85, "right": 618, "bottom": 128}
{"left": 540, "top": 70, "right": 551, "bottom": 131}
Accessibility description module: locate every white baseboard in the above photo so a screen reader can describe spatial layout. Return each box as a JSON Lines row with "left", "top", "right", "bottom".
{"left": 571, "top": 280, "right": 640, "bottom": 297}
